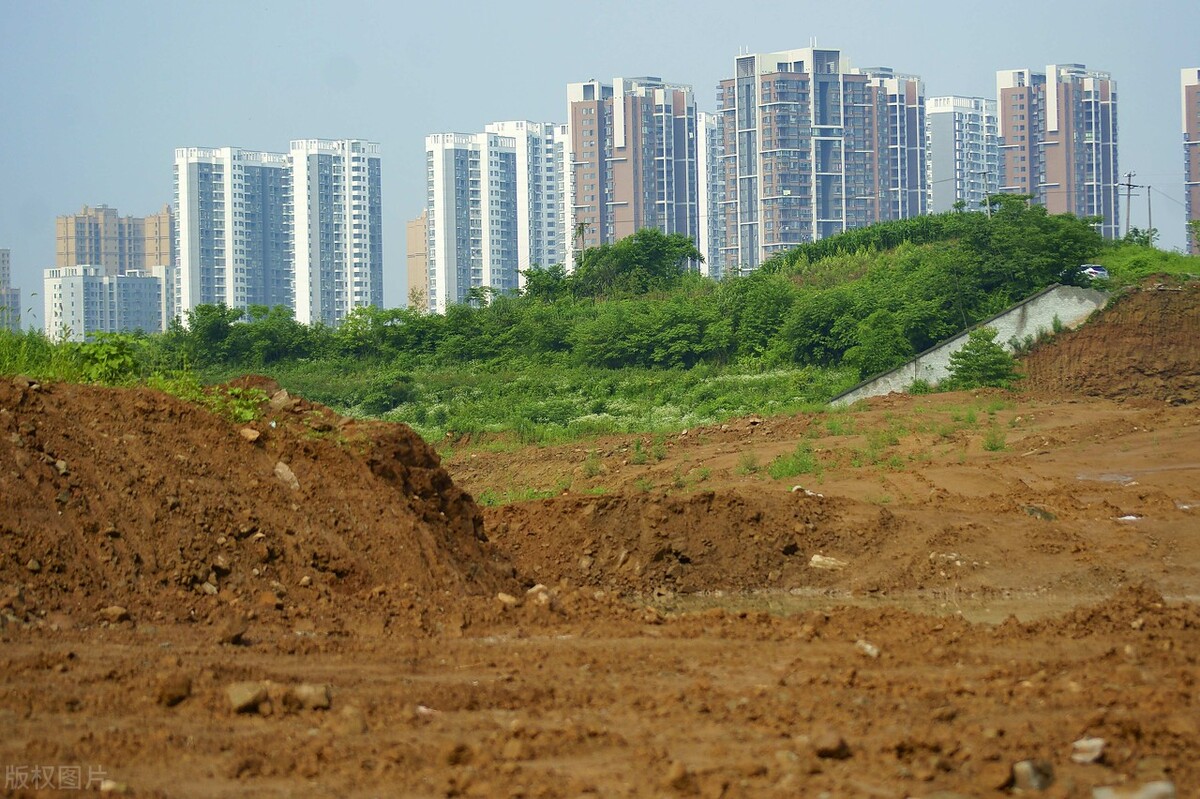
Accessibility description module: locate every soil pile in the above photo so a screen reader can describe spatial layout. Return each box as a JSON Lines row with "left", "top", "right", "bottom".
{"left": 487, "top": 488, "right": 912, "bottom": 595}
{"left": 0, "top": 376, "right": 517, "bottom": 630}
{"left": 1019, "top": 281, "right": 1200, "bottom": 403}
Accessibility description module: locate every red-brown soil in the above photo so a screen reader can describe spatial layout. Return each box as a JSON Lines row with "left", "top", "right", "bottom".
{"left": 2, "top": 283, "right": 1198, "bottom": 798}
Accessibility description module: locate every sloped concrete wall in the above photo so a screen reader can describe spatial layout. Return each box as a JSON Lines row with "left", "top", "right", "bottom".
{"left": 830, "top": 284, "right": 1110, "bottom": 407}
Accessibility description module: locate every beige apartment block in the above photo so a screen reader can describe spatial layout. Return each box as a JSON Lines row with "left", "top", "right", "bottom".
{"left": 56, "top": 204, "right": 174, "bottom": 275}
{"left": 996, "top": 65, "right": 1119, "bottom": 238}
{"left": 565, "top": 77, "right": 699, "bottom": 261}
{"left": 406, "top": 210, "right": 429, "bottom": 308}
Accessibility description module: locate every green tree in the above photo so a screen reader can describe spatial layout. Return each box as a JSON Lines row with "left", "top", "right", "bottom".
{"left": 572, "top": 228, "right": 702, "bottom": 297}
{"left": 945, "top": 327, "right": 1018, "bottom": 390}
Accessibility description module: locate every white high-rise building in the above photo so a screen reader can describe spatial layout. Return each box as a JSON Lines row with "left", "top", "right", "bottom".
{"left": 290, "top": 139, "right": 383, "bottom": 326}
{"left": 174, "top": 147, "right": 293, "bottom": 317}
{"left": 425, "top": 132, "right": 519, "bottom": 313}
{"left": 174, "top": 139, "right": 382, "bottom": 325}
{"left": 696, "top": 111, "right": 724, "bottom": 278}
{"left": 484, "top": 122, "right": 567, "bottom": 287}
{"left": 926, "top": 96, "right": 999, "bottom": 213}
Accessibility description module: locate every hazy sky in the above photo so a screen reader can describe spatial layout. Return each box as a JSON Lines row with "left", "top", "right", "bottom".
{"left": 2, "top": 0, "right": 1196, "bottom": 319}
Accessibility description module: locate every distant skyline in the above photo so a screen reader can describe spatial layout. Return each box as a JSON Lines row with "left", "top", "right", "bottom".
{"left": 1, "top": 0, "right": 1197, "bottom": 323}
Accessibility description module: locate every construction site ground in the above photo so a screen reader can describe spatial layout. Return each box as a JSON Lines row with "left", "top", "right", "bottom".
{"left": 1, "top": 283, "right": 1197, "bottom": 798}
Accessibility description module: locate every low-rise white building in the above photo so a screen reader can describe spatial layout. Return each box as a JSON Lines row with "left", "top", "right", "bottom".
{"left": 44, "top": 265, "right": 164, "bottom": 341}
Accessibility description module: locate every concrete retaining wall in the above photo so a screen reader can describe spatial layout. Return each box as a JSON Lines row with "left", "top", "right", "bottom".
{"left": 830, "top": 284, "right": 1110, "bottom": 407}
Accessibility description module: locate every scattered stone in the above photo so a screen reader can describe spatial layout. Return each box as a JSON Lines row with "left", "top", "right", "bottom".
{"left": 1012, "top": 760, "right": 1054, "bottom": 791}
{"left": 1093, "top": 782, "right": 1175, "bottom": 799}
{"left": 812, "top": 726, "right": 851, "bottom": 759}
{"left": 25, "top": 558, "right": 41, "bottom": 573}
{"left": 98, "top": 779, "right": 130, "bottom": 793}
{"left": 256, "top": 591, "right": 282, "bottom": 610}
{"left": 274, "top": 461, "right": 300, "bottom": 491}
{"left": 201, "top": 581, "right": 218, "bottom": 596}
{"left": 1071, "top": 737, "right": 1106, "bottom": 764}
{"left": 299, "top": 575, "right": 312, "bottom": 587}
{"left": 238, "top": 427, "right": 261, "bottom": 442}
{"left": 285, "top": 683, "right": 332, "bottom": 711}
{"left": 855, "top": 639, "right": 881, "bottom": 658}
{"left": 809, "top": 554, "right": 847, "bottom": 571}
{"left": 268, "top": 389, "right": 292, "bottom": 411}
{"left": 54, "top": 459, "right": 68, "bottom": 475}
{"left": 156, "top": 673, "right": 192, "bottom": 707}
{"left": 99, "top": 605, "right": 130, "bottom": 623}
{"left": 496, "top": 592, "right": 519, "bottom": 607}
{"left": 216, "top": 617, "right": 249, "bottom": 645}
{"left": 226, "top": 681, "right": 268, "bottom": 713}
{"left": 211, "top": 555, "right": 232, "bottom": 576}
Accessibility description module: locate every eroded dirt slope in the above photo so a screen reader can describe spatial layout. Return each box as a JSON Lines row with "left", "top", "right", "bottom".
{"left": 1020, "top": 282, "right": 1200, "bottom": 404}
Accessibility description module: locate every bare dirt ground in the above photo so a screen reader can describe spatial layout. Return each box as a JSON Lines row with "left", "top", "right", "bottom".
{"left": 2, "top": 283, "right": 1198, "bottom": 798}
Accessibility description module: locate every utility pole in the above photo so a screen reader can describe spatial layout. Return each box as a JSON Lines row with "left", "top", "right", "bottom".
{"left": 1146, "top": 185, "right": 1153, "bottom": 236}
{"left": 1121, "top": 171, "right": 1137, "bottom": 237}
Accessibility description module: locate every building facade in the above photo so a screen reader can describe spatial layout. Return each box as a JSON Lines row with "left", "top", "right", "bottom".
{"left": 696, "top": 111, "right": 725, "bottom": 277}
{"left": 1184, "top": 68, "right": 1200, "bottom": 255}
{"left": 925, "top": 96, "right": 999, "bottom": 214}
{"left": 996, "top": 65, "right": 1120, "bottom": 238}
{"left": 425, "top": 132, "right": 519, "bottom": 313}
{"left": 484, "top": 121, "right": 568, "bottom": 284}
{"left": 714, "top": 48, "right": 927, "bottom": 272}
{"left": 0, "top": 249, "right": 19, "bottom": 332}
{"left": 174, "top": 139, "right": 381, "bottom": 325}
{"left": 56, "top": 204, "right": 174, "bottom": 275}
{"left": 290, "top": 139, "right": 383, "bottom": 326}
{"left": 43, "top": 265, "right": 164, "bottom": 341}
{"left": 406, "top": 210, "right": 430, "bottom": 308}
{"left": 565, "top": 77, "right": 700, "bottom": 264}
{"left": 174, "top": 147, "right": 293, "bottom": 316}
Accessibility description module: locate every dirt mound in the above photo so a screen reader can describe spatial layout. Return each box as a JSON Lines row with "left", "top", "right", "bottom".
{"left": 487, "top": 488, "right": 917, "bottom": 595}
{"left": 0, "top": 376, "right": 517, "bottom": 631}
{"left": 1019, "top": 282, "right": 1200, "bottom": 403}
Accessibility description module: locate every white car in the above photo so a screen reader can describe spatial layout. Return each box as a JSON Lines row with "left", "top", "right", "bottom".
{"left": 1079, "top": 264, "right": 1110, "bottom": 281}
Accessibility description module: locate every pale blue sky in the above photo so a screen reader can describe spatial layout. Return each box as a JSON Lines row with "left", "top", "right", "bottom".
{"left": 1, "top": 0, "right": 1196, "bottom": 320}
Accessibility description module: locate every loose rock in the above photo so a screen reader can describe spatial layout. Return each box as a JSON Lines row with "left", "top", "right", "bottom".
{"left": 285, "top": 683, "right": 332, "bottom": 711}
{"left": 226, "top": 681, "right": 268, "bottom": 713}
{"left": 1072, "top": 736, "right": 1106, "bottom": 764}
{"left": 1012, "top": 759, "right": 1054, "bottom": 791}
{"left": 809, "top": 554, "right": 847, "bottom": 571}
{"left": 100, "top": 605, "right": 130, "bottom": 623}
{"left": 156, "top": 674, "right": 192, "bottom": 707}
{"left": 274, "top": 461, "right": 300, "bottom": 491}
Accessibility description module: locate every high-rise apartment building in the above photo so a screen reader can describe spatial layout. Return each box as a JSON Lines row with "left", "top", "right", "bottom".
{"left": 406, "top": 210, "right": 430, "bottom": 308}
{"left": 484, "top": 121, "right": 568, "bottom": 282}
{"left": 56, "top": 204, "right": 174, "bottom": 275}
{"left": 926, "top": 97, "right": 999, "bottom": 214}
{"left": 174, "top": 147, "right": 293, "bottom": 315}
{"left": 696, "top": 111, "right": 725, "bottom": 277}
{"left": 715, "top": 48, "right": 927, "bottom": 271}
{"left": 43, "top": 266, "right": 164, "bottom": 341}
{"left": 290, "top": 139, "right": 383, "bottom": 326}
{"left": 0, "top": 249, "right": 19, "bottom": 332}
{"left": 1184, "top": 68, "right": 1200, "bottom": 255}
{"left": 174, "top": 139, "right": 382, "bottom": 324}
{"left": 565, "top": 77, "right": 700, "bottom": 262}
{"left": 996, "top": 65, "right": 1119, "bottom": 238}
{"left": 425, "top": 132, "right": 519, "bottom": 313}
